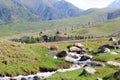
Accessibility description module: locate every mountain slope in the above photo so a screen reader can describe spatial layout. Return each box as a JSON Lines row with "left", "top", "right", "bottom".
{"left": 107, "top": 9, "right": 120, "bottom": 19}
{"left": 49, "top": 0, "right": 81, "bottom": 17}
{"left": 19, "top": 0, "right": 82, "bottom": 20}
{"left": 107, "top": 0, "right": 120, "bottom": 20}
{"left": 0, "top": 0, "right": 39, "bottom": 24}
{"left": 79, "top": 8, "right": 117, "bottom": 22}
{"left": 108, "top": 0, "right": 120, "bottom": 8}
{"left": 0, "top": 0, "right": 82, "bottom": 24}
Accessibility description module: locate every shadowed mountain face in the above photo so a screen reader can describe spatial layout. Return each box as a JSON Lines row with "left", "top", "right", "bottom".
{"left": 108, "top": 0, "right": 120, "bottom": 8}
{"left": 107, "top": 0, "right": 120, "bottom": 20}
{"left": 0, "top": 0, "right": 82, "bottom": 24}
{"left": 108, "top": 0, "right": 120, "bottom": 19}
{"left": 19, "top": 0, "right": 83, "bottom": 20}
{"left": 107, "top": 9, "right": 120, "bottom": 20}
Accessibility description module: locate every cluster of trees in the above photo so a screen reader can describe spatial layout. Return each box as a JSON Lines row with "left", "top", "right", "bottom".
{"left": 18, "top": 35, "right": 60, "bottom": 43}
{"left": 41, "top": 35, "right": 58, "bottom": 42}
{"left": 11, "top": 31, "right": 97, "bottom": 43}
{"left": 19, "top": 36, "right": 43, "bottom": 43}
{"left": 68, "top": 35, "right": 94, "bottom": 40}
{"left": 17, "top": 35, "right": 95, "bottom": 43}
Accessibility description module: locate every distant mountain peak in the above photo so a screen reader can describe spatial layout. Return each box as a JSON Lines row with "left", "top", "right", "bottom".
{"left": 108, "top": 0, "right": 120, "bottom": 8}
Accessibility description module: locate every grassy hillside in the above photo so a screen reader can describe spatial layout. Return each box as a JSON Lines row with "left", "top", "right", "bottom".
{"left": 0, "top": 10, "right": 120, "bottom": 39}
{"left": 0, "top": 41, "right": 71, "bottom": 76}
{"left": 0, "top": 17, "right": 120, "bottom": 39}
{"left": 0, "top": 16, "right": 96, "bottom": 38}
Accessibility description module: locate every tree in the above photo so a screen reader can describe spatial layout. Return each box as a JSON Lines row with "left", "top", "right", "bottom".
{"left": 29, "top": 36, "right": 36, "bottom": 43}
{"left": 42, "top": 35, "right": 49, "bottom": 42}
{"left": 39, "top": 31, "right": 43, "bottom": 36}
{"left": 55, "top": 31, "right": 61, "bottom": 41}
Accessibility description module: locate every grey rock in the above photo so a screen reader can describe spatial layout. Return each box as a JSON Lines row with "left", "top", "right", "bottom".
{"left": 107, "top": 61, "right": 120, "bottom": 66}
{"left": 86, "top": 61, "right": 105, "bottom": 67}
{"left": 96, "top": 77, "right": 103, "bottom": 80}
{"left": 57, "top": 50, "right": 68, "bottom": 57}
{"left": 80, "top": 67, "right": 96, "bottom": 75}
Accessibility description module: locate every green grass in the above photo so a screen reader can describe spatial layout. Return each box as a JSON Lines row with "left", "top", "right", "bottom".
{"left": 0, "top": 41, "right": 71, "bottom": 76}
{"left": 103, "top": 72, "right": 120, "bottom": 80}
{"left": 47, "top": 67, "right": 116, "bottom": 80}
{"left": 92, "top": 53, "right": 120, "bottom": 62}
{"left": 0, "top": 41, "right": 41, "bottom": 76}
